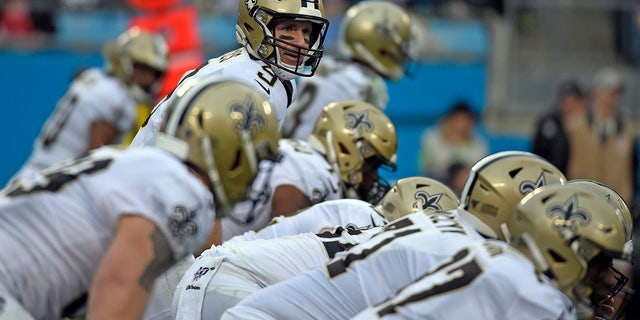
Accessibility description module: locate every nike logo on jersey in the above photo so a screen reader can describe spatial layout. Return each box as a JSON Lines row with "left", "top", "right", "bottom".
{"left": 255, "top": 80, "right": 271, "bottom": 94}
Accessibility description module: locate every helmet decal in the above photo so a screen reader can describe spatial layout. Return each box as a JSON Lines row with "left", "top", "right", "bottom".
{"left": 344, "top": 110, "right": 374, "bottom": 133}
{"left": 547, "top": 195, "right": 591, "bottom": 231}
{"left": 415, "top": 191, "right": 443, "bottom": 211}
{"left": 245, "top": 0, "right": 257, "bottom": 10}
{"left": 374, "top": 13, "right": 396, "bottom": 42}
{"left": 301, "top": 0, "right": 320, "bottom": 9}
{"left": 231, "top": 96, "right": 267, "bottom": 132}
{"left": 519, "top": 172, "right": 546, "bottom": 194}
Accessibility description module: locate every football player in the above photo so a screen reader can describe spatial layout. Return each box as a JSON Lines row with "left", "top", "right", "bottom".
{"left": 282, "top": 1, "right": 413, "bottom": 139}
{"left": 0, "top": 77, "right": 279, "bottom": 319}
{"left": 351, "top": 184, "right": 627, "bottom": 319}
{"left": 220, "top": 151, "right": 569, "bottom": 319}
{"left": 144, "top": 100, "right": 397, "bottom": 319}
{"left": 282, "top": 0, "right": 414, "bottom": 140}
{"left": 9, "top": 28, "right": 168, "bottom": 183}
{"left": 171, "top": 177, "right": 459, "bottom": 319}
{"left": 217, "top": 100, "right": 398, "bottom": 244}
{"left": 131, "top": 0, "right": 330, "bottom": 147}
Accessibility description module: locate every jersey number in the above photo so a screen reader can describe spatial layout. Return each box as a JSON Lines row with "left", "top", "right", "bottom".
{"left": 5, "top": 157, "right": 112, "bottom": 197}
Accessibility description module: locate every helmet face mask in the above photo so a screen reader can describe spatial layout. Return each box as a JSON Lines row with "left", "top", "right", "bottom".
{"left": 376, "top": 176, "right": 460, "bottom": 221}
{"left": 338, "top": 1, "right": 413, "bottom": 81}
{"left": 103, "top": 28, "right": 168, "bottom": 103}
{"left": 156, "top": 77, "right": 280, "bottom": 215}
{"left": 236, "top": 0, "right": 329, "bottom": 80}
{"left": 459, "top": 151, "right": 567, "bottom": 240}
{"left": 309, "top": 101, "right": 397, "bottom": 204}
{"left": 509, "top": 184, "right": 628, "bottom": 318}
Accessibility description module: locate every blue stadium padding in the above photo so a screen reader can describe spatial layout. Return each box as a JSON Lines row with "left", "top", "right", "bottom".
{"left": 0, "top": 51, "right": 103, "bottom": 185}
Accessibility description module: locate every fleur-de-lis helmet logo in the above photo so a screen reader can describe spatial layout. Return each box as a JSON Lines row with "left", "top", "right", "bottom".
{"left": 230, "top": 96, "right": 266, "bottom": 134}
{"left": 374, "top": 12, "right": 398, "bottom": 42}
{"left": 415, "top": 191, "right": 443, "bottom": 211}
{"left": 345, "top": 110, "right": 374, "bottom": 133}
{"left": 245, "top": 0, "right": 257, "bottom": 10}
{"left": 547, "top": 195, "right": 591, "bottom": 233}
{"left": 519, "top": 172, "right": 546, "bottom": 195}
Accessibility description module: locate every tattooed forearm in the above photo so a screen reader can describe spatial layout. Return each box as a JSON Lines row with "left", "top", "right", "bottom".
{"left": 139, "top": 229, "right": 174, "bottom": 291}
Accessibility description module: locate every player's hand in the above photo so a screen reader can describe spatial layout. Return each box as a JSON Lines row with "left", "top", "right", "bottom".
{"left": 591, "top": 297, "right": 615, "bottom": 320}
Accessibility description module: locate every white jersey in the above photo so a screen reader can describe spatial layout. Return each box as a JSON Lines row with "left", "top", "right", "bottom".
{"left": 227, "top": 198, "right": 386, "bottom": 243}
{"left": 0, "top": 146, "right": 215, "bottom": 320}
{"left": 221, "top": 139, "right": 341, "bottom": 241}
{"left": 131, "top": 48, "right": 296, "bottom": 147}
{"left": 352, "top": 240, "right": 576, "bottom": 320}
{"left": 13, "top": 68, "right": 136, "bottom": 180}
{"left": 221, "top": 209, "right": 486, "bottom": 320}
{"left": 173, "top": 227, "right": 381, "bottom": 320}
{"left": 282, "top": 55, "right": 388, "bottom": 140}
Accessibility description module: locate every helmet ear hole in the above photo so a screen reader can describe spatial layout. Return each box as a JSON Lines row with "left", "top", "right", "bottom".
{"left": 509, "top": 167, "right": 523, "bottom": 178}
{"left": 548, "top": 249, "right": 567, "bottom": 263}
{"left": 338, "top": 142, "right": 350, "bottom": 155}
{"left": 229, "top": 149, "right": 242, "bottom": 171}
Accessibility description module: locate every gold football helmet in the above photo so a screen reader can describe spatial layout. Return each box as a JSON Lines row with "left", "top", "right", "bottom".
{"left": 458, "top": 151, "right": 567, "bottom": 240}
{"left": 236, "top": 0, "right": 329, "bottom": 80}
{"left": 377, "top": 176, "right": 459, "bottom": 221}
{"left": 309, "top": 100, "right": 397, "bottom": 204}
{"left": 509, "top": 184, "right": 628, "bottom": 318}
{"left": 337, "top": 1, "right": 413, "bottom": 81}
{"left": 103, "top": 27, "right": 169, "bottom": 103}
{"left": 155, "top": 77, "right": 280, "bottom": 215}
{"left": 568, "top": 179, "right": 633, "bottom": 242}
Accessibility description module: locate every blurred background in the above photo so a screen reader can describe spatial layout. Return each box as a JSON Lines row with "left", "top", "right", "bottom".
{"left": 1, "top": 0, "right": 640, "bottom": 189}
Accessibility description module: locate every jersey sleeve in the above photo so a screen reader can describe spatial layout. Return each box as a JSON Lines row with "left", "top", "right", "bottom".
{"left": 99, "top": 152, "right": 215, "bottom": 259}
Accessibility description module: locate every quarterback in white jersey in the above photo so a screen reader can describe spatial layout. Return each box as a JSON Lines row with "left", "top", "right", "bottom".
{"left": 282, "top": 1, "right": 413, "bottom": 140}
{"left": 12, "top": 30, "right": 168, "bottom": 182}
{"left": 351, "top": 240, "right": 577, "bottom": 320}
{"left": 131, "top": 0, "right": 330, "bottom": 146}
{"left": 0, "top": 78, "right": 280, "bottom": 319}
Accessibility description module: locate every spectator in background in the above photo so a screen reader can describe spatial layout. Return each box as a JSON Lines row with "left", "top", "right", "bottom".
{"left": 445, "top": 161, "right": 470, "bottom": 197}
{"left": 418, "top": 100, "right": 488, "bottom": 181}
{"left": 531, "top": 80, "right": 588, "bottom": 174}
{"left": 566, "top": 67, "right": 638, "bottom": 209}
{"left": 0, "top": 0, "right": 33, "bottom": 39}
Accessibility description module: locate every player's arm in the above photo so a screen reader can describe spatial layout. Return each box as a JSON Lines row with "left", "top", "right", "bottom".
{"left": 88, "top": 215, "right": 174, "bottom": 320}
{"left": 88, "top": 120, "right": 118, "bottom": 149}
{"left": 271, "top": 184, "right": 312, "bottom": 218}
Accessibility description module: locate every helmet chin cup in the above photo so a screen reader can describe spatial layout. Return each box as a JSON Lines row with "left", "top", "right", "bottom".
{"left": 129, "top": 84, "right": 154, "bottom": 105}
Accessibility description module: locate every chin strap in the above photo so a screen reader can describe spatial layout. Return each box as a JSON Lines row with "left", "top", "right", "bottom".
{"left": 201, "top": 135, "right": 229, "bottom": 210}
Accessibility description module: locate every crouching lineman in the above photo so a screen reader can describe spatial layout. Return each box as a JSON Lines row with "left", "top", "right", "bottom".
{"left": 0, "top": 77, "right": 279, "bottom": 320}
{"left": 217, "top": 100, "right": 399, "bottom": 244}
{"left": 351, "top": 183, "right": 628, "bottom": 319}
{"left": 220, "top": 151, "right": 568, "bottom": 319}
{"left": 171, "top": 177, "right": 459, "bottom": 319}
